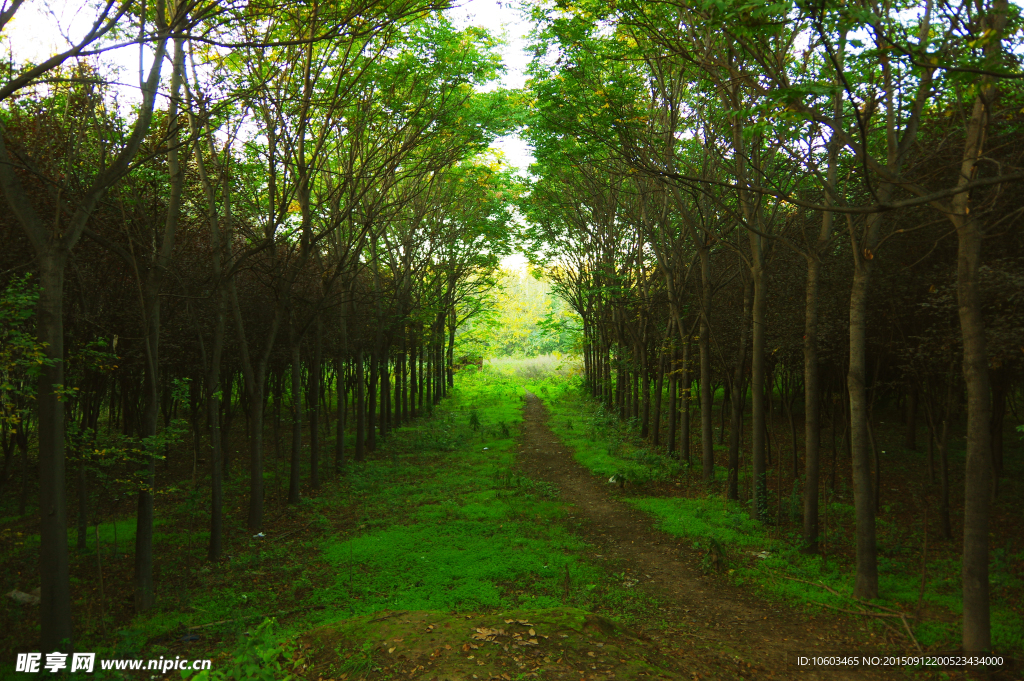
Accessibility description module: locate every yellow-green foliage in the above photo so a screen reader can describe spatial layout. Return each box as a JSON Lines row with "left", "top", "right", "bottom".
{"left": 460, "top": 269, "right": 578, "bottom": 357}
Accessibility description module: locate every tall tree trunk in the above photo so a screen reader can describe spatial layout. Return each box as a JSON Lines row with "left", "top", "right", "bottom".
{"left": 904, "top": 381, "right": 918, "bottom": 451}
{"left": 447, "top": 311, "right": 456, "bottom": 389}
{"left": 136, "top": 31, "right": 186, "bottom": 612}
{"left": 288, "top": 318, "right": 303, "bottom": 505}
{"left": 356, "top": 349, "right": 366, "bottom": 462}
{"left": 729, "top": 279, "right": 752, "bottom": 500}
{"left": 77, "top": 449, "right": 88, "bottom": 550}
{"left": 947, "top": 0, "right": 1007, "bottom": 646}
{"left": 309, "top": 315, "right": 322, "bottom": 490}
{"left": 954, "top": 120, "right": 995, "bottom": 654}
{"left": 335, "top": 358, "right": 346, "bottom": 472}
{"left": 36, "top": 256, "right": 72, "bottom": 648}
{"left": 206, "top": 303, "right": 225, "bottom": 559}
{"left": 400, "top": 330, "right": 408, "bottom": 424}
{"left": 188, "top": 100, "right": 229, "bottom": 561}
{"left": 380, "top": 348, "right": 390, "bottom": 440}
{"left": 425, "top": 337, "right": 432, "bottom": 410}
{"left": 221, "top": 374, "right": 233, "bottom": 480}
{"left": 699, "top": 248, "right": 714, "bottom": 482}
{"left": 368, "top": 349, "right": 377, "bottom": 451}
{"left": 410, "top": 329, "right": 418, "bottom": 418}
{"left": 750, "top": 259, "right": 768, "bottom": 521}
{"left": 680, "top": 335, "right": 692, "bottom": 465}
{"left": 848, "top": 256, "right": 879, "bottom": 599}
{"left": 335, "top": 306, "right": 349, "bottom": 473}
{"left": 938, "top": 417, "right": 952, "bottom": 540}
{"left": 652, "top": 349, "right": 664, "bottom": 446}
{"left": 802, "top": 252, "right": 824, "bottom": 552}
{"left": 666, "top": 346, "right": 677, "bottom": 456}
{"left": 641, "top": 349, "right": 651, "bottom": 439}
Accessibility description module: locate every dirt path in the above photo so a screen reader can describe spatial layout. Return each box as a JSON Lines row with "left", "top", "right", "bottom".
{"left": 515, "top": 392, "right": 904, "bottom": 680}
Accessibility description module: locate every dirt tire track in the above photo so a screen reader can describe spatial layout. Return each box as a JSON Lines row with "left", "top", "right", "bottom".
{"left": 515, "top": 391, "right": 905, "bottom": 680}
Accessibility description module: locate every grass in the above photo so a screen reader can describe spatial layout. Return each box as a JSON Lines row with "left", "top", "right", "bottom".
{"left": 527, "top": 369, "right": 1024, "bottom": 656}
{"left": 0, "top": 363, "right": 670, "bottom": 680}
{"left": 313, "top": 371, "right": 600, "bottom": 618}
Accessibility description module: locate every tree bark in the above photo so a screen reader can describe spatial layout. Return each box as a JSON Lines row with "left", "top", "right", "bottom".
{"left": 666, "top": 346, "right": 677, "bottom": 456}
{"left": 36, "top": 256, "right": 73, "bottom": 648}
{"left": 680, "top": 334, "right": 692, "bottom": 465}
{"left": 309, "top": 315, "right": 322, "bottom": 490}
{"left": 954, "top": 135, "right": 995, "bottom": 654}
{"left": 801, "top": 252, "right": 824, "bottom": 552}
{"left": 288, "top": 318, "right": 303, "bottom": 505}
{"left": 641, "top": 348, "right": 651, "bottom": 439}
{"left": 750, "top": 253, "right": 768, "bottom": 521}
{"left": 652, "top": 349, "right": 664, "bottom": 446}
{"left": 728, "top": 279, "right": 752, "bottom": 500}
{"left": 356, "top": 349, "right": 366, "bottom": 461}
{"left": 848, "top": 256, "right": 879, "bottom": 599}
{"left": 699, "top": 248, "right": 714, "bottom": 482}
{"left": 904, "top": 381, "right": 918, "bottom": 451}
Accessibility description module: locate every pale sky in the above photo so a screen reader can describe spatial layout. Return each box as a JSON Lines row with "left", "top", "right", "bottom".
{"left": 452, "top": 0, "right": 535, "bottom": 177}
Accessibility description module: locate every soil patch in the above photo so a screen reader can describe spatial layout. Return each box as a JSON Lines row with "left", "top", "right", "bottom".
{"left": 303, "top": 608, "right": 696, "bottom": 680}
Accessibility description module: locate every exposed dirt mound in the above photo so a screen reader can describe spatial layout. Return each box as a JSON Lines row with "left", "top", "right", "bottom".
{"left": 301, "top": 608, "right": 691, "bottom": 680}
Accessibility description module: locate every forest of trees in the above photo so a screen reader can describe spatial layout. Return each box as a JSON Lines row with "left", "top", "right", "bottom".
{"left": 1, "top": 0, "right": 522, "bottom": 653}
{"left": 1, "top": 0, "right": 1021, "bottom": 663}
{"left": 521, "top": 0, "right": 1022, "bottom": 655}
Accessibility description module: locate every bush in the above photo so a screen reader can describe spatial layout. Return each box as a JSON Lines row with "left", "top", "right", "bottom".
{"left": 183, "top": 619, "right": 302, "bottom": 681}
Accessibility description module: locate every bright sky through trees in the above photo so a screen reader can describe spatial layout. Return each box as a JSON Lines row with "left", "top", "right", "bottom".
{"left": 450, "top": 0, "right": 536, "bottom": 176}
{"left": 3, "top": 0, "right": 535, "bottom": 171}
{"left": 447, "top": 0, "right": 536, "bottom": 272}
{"left": 3, "top": 0, "right": 535, "bottom": 271}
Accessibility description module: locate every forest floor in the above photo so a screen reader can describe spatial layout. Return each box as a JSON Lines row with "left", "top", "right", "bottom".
{"left": 1, "top": 364, "right": 1020, "bottom": 680}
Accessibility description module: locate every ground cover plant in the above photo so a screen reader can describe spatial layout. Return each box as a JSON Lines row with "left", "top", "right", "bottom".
{"left": 1, "top": 367, "right": 693, "bottom": 679}
{"left": 526, "top": 371, "right": 1024, "bottom": 656}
